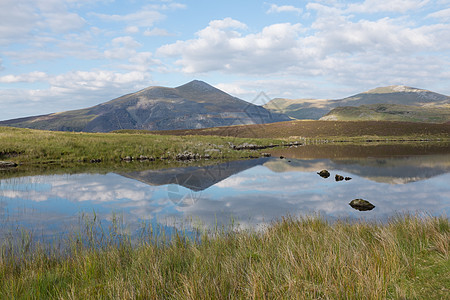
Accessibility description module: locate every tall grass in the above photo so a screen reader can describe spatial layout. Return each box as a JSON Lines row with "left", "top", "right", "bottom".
{"left": 0, "top": 214, "right": 448, "bottom": 299}
{"left": 0, "top": 126, "right": 281, "bottom": 164}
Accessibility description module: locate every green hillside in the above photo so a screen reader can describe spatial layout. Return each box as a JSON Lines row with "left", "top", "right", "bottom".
{"left": 320, "top": 104, "right": 450, "bottom": 123}
{"left": 264, "top": 85, "right": 450, "bottom": 121}
{"left": 263, "top": 98, "right": 334, "bottom": 120}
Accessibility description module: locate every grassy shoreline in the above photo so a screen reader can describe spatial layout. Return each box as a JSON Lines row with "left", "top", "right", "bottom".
{"left": 1, "top": 125, "right": 449, "bottom": 166}
{"left": 0, "top": 126, "right": 282, "bottom": 165}
{"left": 0, "top": 214, "right": 448, "bottom": 299}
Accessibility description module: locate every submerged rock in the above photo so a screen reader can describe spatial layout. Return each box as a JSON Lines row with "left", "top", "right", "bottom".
{"left": 232, "top": 142, "right": 279, "bottom": 150}
{"left": 0, "top": 161, "right": 18, "bottom": 169}
{"left": 137, "top": 155, "right": 155, "bottom": 161}
{"left": 335, "top": 174, "right": 344, "bottom": 181}
{"left": 349, "top": 199, "right": 375, "bottom": 211}
{"left": 345, "top": 177, "right": 352, "bottom": 181}
{"left": 317, "top": 170, "right": 330, "bottom": 178}
{"left": 175, "top": 151, "right": 200, "bottom": 161}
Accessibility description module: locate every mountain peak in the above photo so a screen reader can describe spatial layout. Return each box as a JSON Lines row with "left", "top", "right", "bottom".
{"left": 365, "top": 85, "right": 427, "bottom": 94}
{"left": 177, "top": 80, "right": 219, "bottom": 92}
{"left": 0, "top": 79, "right": 290, "bottom": 131}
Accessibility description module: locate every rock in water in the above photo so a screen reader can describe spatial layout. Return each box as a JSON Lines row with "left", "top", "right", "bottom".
{"left": 0, "top": 161, "right": 18, "bottom": 169}
{"left": 317, "top": 170, "right": 330, "bottom": 178}
{"left": 335, "top": 174, "right": 344, "bottom": 181}
{"left": 349, "top": 199, "right": 375, "bottom": 211}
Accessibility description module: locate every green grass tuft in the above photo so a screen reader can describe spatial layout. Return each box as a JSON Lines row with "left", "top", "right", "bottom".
{"left": 0, "top": 214, "right": 448, "bottom": 299}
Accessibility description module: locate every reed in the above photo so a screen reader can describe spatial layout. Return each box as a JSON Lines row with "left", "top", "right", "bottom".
{"left": 0, "top": 214, "right": 448, "bottom": 299}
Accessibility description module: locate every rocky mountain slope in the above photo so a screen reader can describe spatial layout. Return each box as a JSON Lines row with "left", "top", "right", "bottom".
{"left": 264, "top": 85, "right": 450, "bottom": 122}
{"left": 0, "top": 80, "right": 290, "bottom": 132}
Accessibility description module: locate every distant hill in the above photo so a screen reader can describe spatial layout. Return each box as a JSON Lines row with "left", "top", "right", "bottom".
{"left": 263, "top": 98, "right": 334, "bottom": 120}
{"left": 264, "top": 85, "right": 450, "bottom": 121}
{"left": 0, "top": 80, "right": 290, "bottom": 132}
{"left": 321, "top": 104, "right": 450, "bottom": 123}
{"left": 338, "top": 85, "right": 449, "bottom": 106}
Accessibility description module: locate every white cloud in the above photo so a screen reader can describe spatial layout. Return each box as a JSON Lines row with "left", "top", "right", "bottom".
{"left": 143, "top": 28, "right": 172, "bottom": 37}
{"left": 346, "top": 0, "right": 430, "bottom": 13}
{"left": 102, "top": 36, "right": 159, "bottom": 71}
{"left": 0, "top": 0, "right": 38, "bottom": 45}
{"left": 0, "top": 0, "right": 88, "bottom": 45}
{"left": 91, "top": 2, "right": 185, "bottom": 37}
{"left": 39, "top": 11, "right": 86, "bottom": 33}
{"left": 158, "top": 19, "right": 302, "bottom": 73}
{"left": 146, "top": 2, "right": 187, "bottom": 10}
{"left": 0, "top": 71, "right": 48, "bottom": 83}
{"left": 125, "top": 26, "right": 140, "bottom": 34}
{"left": 111, "top": 36, "right": 142, "bottom": 49}
{"left": 104, "top": 36, "right": 142, "bottom": 60}
{"left": 266, "top": 4, "right": 302, "bottom": 14}
{"left": 308, "top": 17, "right": 436, "bottom": 54}
{"left": 427, "top": 7, "right": 450, "bottom": 21}
{"left": 49, "top": 70, "right": 151, "bottom": 91}
{"left": 127, "top": 52, "right": 160, "bottom": 71}
{"left": 214, "top": 83, "right": 254, "bottom": 98}
{"left": 208, "top": 17, "right": 248, "bottom": 30}
{"left": 93, "top": 9, "right": 166, "bottom": 28}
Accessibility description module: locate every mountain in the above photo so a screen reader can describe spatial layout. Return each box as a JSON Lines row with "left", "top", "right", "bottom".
{"left": 0, "top": 80, "right": 290, "bottom": 132}
{"left": 338, "top": 85, "right": 449, "bottom": 106}
{"left": 321, "top": 103, "right": 450, "bottom": 123}
{"left": 264, "top": 85, "right": 450, "bottom": 121}
{"left": 263, "top": 98, "right": 333, "bottom": 120}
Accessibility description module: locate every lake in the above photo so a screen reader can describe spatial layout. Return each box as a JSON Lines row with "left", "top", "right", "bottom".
{"left": 1, "top": 143, "right": 449, "bottom": 242}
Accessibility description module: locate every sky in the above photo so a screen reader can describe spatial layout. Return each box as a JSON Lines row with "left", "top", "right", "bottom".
{"left": 1, "top": 0, "right": 450, "bottom": 121}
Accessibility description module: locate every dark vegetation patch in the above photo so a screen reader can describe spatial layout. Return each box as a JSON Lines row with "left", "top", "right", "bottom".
{"left": 122, "top": 120, "right": 450, "bottom": 139}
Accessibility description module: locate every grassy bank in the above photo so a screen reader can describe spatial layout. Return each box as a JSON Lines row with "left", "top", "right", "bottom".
{"left": 0, "top": 215, "right": 448, "bottom": 299}
{"left": 0, "top": 126, "right": 281, "bottom": 164}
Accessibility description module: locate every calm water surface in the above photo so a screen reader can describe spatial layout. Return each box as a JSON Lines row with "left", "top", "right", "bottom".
{"left": 1, "top": 145, "right": 449, "bottom": 241}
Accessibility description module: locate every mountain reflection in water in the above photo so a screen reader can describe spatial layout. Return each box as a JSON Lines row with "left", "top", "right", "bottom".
{"left": 0, "top": 149, "right": 449, "bottom": 241}
{"left": 118, "top": 154, "right": 450, "bottom": 191}
{"left": 118, "top": 158, "right": 271, "bottom": 192}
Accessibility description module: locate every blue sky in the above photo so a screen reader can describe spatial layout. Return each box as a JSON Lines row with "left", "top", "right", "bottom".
{"left": 1, "top": 0, "right": 449, "bottom": 120}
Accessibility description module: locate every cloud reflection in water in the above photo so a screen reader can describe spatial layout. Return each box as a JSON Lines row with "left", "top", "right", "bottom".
{"left": 0, "top": 155, "right": 449, "bottom": 237}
